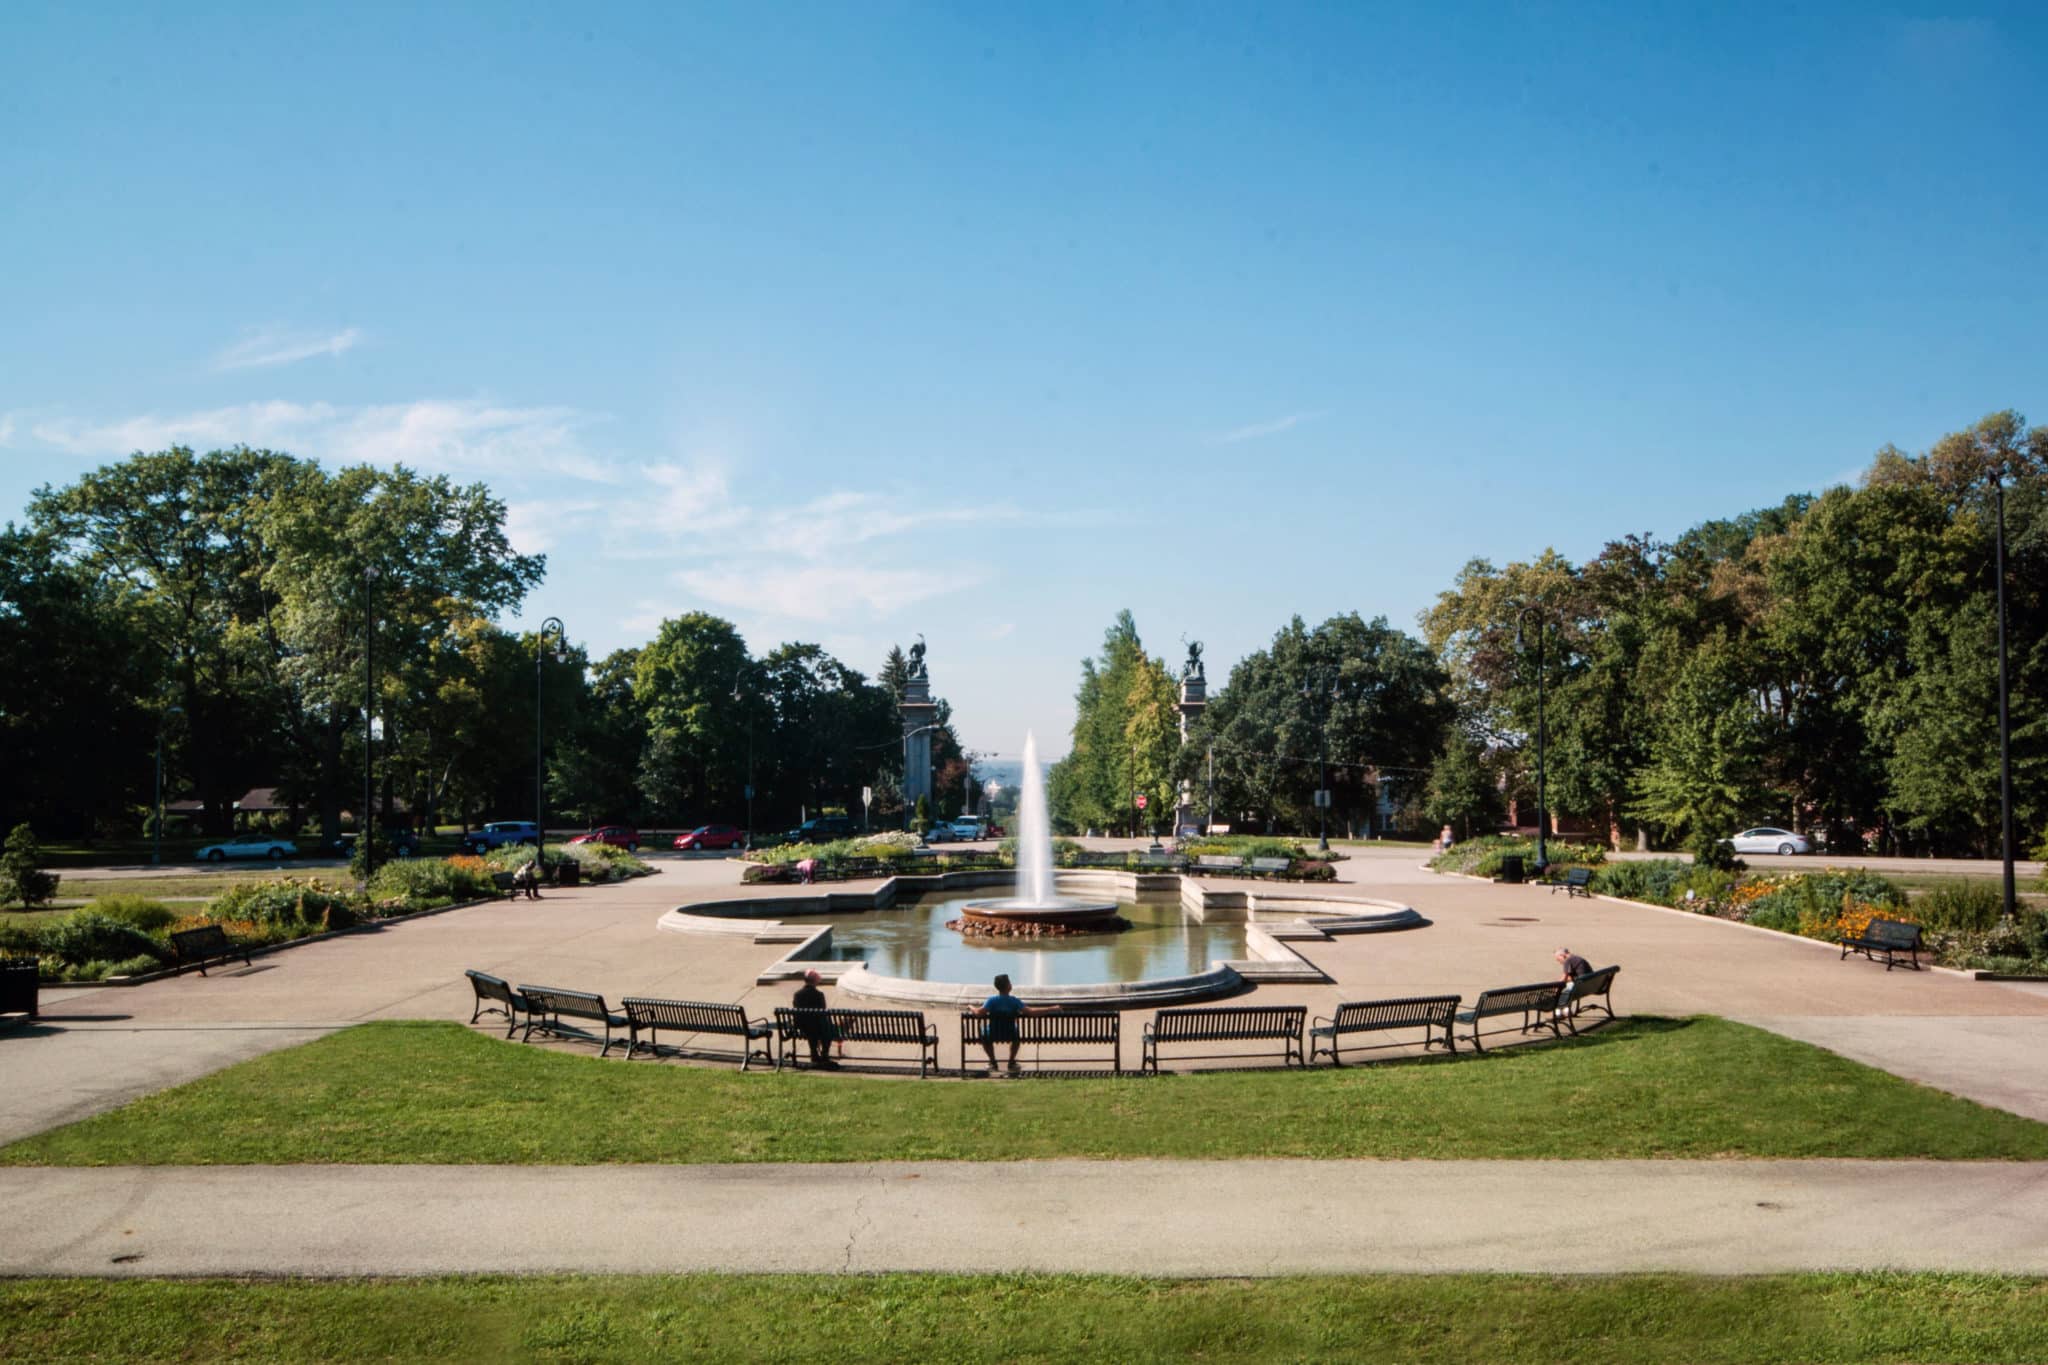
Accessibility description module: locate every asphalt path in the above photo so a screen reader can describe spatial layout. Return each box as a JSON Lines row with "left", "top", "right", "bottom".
{"left": 9, "top": 1160, "right": 2048, "bottom": 1277}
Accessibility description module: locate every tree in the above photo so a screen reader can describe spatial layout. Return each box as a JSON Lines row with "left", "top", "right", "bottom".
{"left": 1423, "top": 732, "right": 1503, "bottom": 840}
{"left": 1049, "top": 611, "right": 1178, "bottom": 835}
{"left": 1628, "top": 644, "right": 1769, "bottom": 859}
{"left": 0, "top": 823, "right": 59, "bottom": 907}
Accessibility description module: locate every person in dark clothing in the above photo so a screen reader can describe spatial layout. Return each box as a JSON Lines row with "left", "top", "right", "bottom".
{"left": 791, "top": 969, "right": 839, "bottom": 1068}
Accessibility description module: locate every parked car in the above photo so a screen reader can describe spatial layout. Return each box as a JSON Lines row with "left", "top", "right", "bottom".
{"left": 196, "top": 834, "right": 299, "bottom": 862}
{"left": 461, "top": 821, "right": 541, "bottom": 855}
{"left": 568, "top": 825, "right": 640, "bottom": 852}
{"left": 674, "top": 824, "right": 747, "bottom": 851}
{"left": 1725, "top": 827, "right": 1813, "bottom": 856}
{"left": 925, "top": 818, "right": 987, "bottom": 843}
{"left": 330, "top": 828, "right": 419, "bottom": 858}
{"left": 788, "top": 816, "right": 857, "bottom": 844}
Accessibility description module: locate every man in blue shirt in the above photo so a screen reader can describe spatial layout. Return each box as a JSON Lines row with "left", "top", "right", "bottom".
{"left": 968, "top": 973, "right": 1050, "bottom": 1075}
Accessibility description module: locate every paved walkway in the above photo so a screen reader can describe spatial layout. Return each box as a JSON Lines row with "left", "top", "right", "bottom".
{"left": 7, "top": 1159, "right": 2048, "bottom": 1276}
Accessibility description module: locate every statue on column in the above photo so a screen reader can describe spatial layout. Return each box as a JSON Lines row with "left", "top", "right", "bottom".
{"left": 1181, "top": 638, "right": 1204, "bottom": 684}
{"left": 908, "top": 634, "right": 928, "bottom": 680}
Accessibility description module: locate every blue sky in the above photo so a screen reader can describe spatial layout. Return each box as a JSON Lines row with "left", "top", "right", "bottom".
{"left": 3, "top": 2, "right": 2042, "bottom": 758}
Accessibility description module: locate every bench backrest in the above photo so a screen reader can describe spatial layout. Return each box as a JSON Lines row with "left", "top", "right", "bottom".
{"left": 776, "top": 1007, "right": 931, "bottom": 1044}
{"left": 518, "top": 984, "right": 613, "bottom": 1020}
{"left": 1136, "top": 852, "right": 1172, "bottom": 867}
{"left": 1864, "top": 918, "right": 1923, "bottom": 948}
{"left": 961, "top": 1011, "right": 1119, "bottom": 1046}
{"left": 1152, "top": 1005, "right": 1306, "bottom": 1041}
{"left": 1249, "top": 857, "right": 1292, "bottom": 873}
{"left": 622, "top": 997, "right": 751, "bottom": 1033}
{"left": 1563, "top": 867, "right": 1592, "bottom": 887}
{"left": 170, "top": 925, "right": 232, "bottom": 961}
{"left": 1470, "top": 981, "right": 1563, "bottom": 1018}
{"left": 1331, "top": 994, "right": 1461, "bottom": 1033}
{"left": 1196, "top": 855, "right": 1244, "bottom": 870}
{"left": 465, "top": 969, "right": 519, "bottom": 1009}
{"left": 1571, "top": 965, "right": 1619, "bottom": 998}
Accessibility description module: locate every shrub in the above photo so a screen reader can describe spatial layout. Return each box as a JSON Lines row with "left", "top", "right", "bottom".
{"left": 106, "top": 953, "right": 165, "bottom": 978}
{"left": 35, "top": 911, "right": 171, "bottom": 967}
{"left": 369, "top": 857, "right": 500, "bottom": 910}
{"left": 1290, "top": 859, "right": 1338, "bottom": 882}
{"left": 211, "top": 877, "right": 363, "bottom": 931}
{"left": 0, "top": 823, "right": 59, "bottom": 907}
{"left": 1432, "top": 835, "right": 1605, "bottom": 878}
{"left": 1589, "top": 859, "right": 1690, "bottom": 905}
{"left": 1183, "top": 837, "right": 1303, "bottom": 862}
{"left": 1912, "top": 880, "right": 2007, "bottom": 934}
{"left": 550, "top": 842, "right": 654, "bottom": 882}
{"left": 88, "top": 895, "right": 180, "bottom": 933}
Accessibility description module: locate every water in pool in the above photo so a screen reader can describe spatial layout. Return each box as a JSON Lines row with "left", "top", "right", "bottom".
{"left": 778, "top": 892, "right": 1249, "bottom": 987}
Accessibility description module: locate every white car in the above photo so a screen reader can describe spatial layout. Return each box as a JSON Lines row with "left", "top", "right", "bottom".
{"left": 1726, "top": 827, "right": 1812, "bottom": 856}
{"left": 195, "top": 834, "right": 300, "bottom": 862}
{"left": 924, "top": 819, "right": 987, "bottom": 844}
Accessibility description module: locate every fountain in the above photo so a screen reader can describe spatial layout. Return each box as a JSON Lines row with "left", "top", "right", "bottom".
{"left": 947, "top": 731, "right": 1129, "bottom": 937}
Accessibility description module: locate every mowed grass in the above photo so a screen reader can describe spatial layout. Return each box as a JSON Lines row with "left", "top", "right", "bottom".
{"left": 5, "top": 1273, "right": 2048, "bottom": 1363}
{"left": 8, "top": 1016, "right": 2047, "bottom": 1166}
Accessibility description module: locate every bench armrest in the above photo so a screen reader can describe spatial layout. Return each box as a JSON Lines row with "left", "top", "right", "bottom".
{"left": 1311, "top": 1014, "right": 1335, "bottom": 1029}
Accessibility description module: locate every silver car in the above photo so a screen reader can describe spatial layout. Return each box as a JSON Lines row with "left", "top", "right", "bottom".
{"left": 195, "top": 834, "right": 300, "bottom": 862}
{"left": 1726, "top": 827, "right": 1812, "bottom": 856}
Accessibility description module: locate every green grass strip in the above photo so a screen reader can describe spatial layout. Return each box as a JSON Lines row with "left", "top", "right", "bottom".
{"left": 7, "top": 1016, "right": 2046, "bottom": 1165}
{"left": 5, "top": 1273, "right": 2048, "bottom": 1362}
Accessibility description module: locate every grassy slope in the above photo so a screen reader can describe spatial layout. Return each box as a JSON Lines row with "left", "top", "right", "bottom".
{"left": 4, "top": 1273, "right": 2048, "bottom": 1363}
{"left": 8, "top": 1016, "right": 2047, "bottom": 1166}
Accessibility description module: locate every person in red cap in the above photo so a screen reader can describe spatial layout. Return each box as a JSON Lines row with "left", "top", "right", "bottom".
{"left": 791, "top": 969, "right": 839, "bottom": 1068}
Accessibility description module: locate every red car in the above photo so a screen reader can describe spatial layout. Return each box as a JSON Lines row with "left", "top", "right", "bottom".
{"left": 568, "top": 825, "right": 640, "bottom": 852}
{"left": 674, "top": 824, "right": 747, "bottom": 851}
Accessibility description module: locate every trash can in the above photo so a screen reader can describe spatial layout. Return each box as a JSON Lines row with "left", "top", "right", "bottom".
{"left": 553, "top": 859, "right": 581, "bottom": 888}
{"left": 0, "top": 958, "right": 38, "bottom": 1019}
{"left": 1498, "top": 854, "right": 1525, "bottom": 884}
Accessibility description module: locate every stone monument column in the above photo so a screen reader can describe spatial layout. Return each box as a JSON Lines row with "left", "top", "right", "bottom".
{"left": 1175, "top": 641, "right": 1207, "bottom": 835}
{"left": 899, "top": 638, "right": 936, "bottom": 825}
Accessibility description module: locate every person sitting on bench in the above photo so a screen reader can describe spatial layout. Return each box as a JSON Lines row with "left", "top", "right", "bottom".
{"left": 791, "top": 970, "right": 839, "bottom": 1068}
{"left": 1554, "top": 946, "right": 1591, "bottom": 1019}
{"left": 511, "top": 859, "right": 544, "bottom": 900}
{"left": 968, "top": 973, "right": 1051, "bottom": 1076}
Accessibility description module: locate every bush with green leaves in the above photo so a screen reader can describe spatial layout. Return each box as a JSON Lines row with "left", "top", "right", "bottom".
{"left": 1430, "top": 835, "right": 1605, "bottom": 878}
{"left": 0, "top": 823, "right": 60, "bottom": 907}
{"left": 1181, "top": 837, "right": 1305, "bottom": 862}
{"left": 86, "top": 895, "right": 181, "bottom": 933}
{"left": 1911, "top": 880, "right": 2007, "bottom": 934}
{"left": 368, "top": 858, "right": 500, "bottom": 911}
{"left": 1589, "top": 859, "right": 1691, "bottom": 905}
{"left": 34, "top": 911, "right": 171, "bottom": 969}
{"left": 210, "top": 878, "right": 362, "bottom": 931}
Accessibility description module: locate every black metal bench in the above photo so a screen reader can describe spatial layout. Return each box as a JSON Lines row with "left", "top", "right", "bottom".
{"left": 1557, "top": 965, "right": 1620, "bottom": 1033}
{"left": 623, "top": 996, "right": 774, "bottom": 1069}
{"left": 1454, "top": 981, "right": 1565, "bottom": 1052}
{"left": 1191, "top": 855, "right": 1246, "bottom": 877}
{"left": 1309, "top": 994, "right": 1461, "bottom": 1065}
{"left": 1841, "top": 917, "right": 1924, "bottom": 971}
{"left": 1141, "top": 1005, "right": 1307, "bottom": 1073}
{"left": 960, "top": 1010, "right": 1121, "bottom": 1074}
{"left": 775, "top": 1007, "right": 940, "bottom": 1076}
{"left": 516, "top": 983, "right": 630, "bottom": 1056}
{"left": 1247, "top": 857, "right": 1292, "bottom": 878}
{"left": 169, "top": 924, "right": 251, "bottom": 976}
{"left": 1550, "top": 867, "right": 1594, "bottom": 898}
{"left": 464, "top": 969, "right": 533, "bottom": 1037}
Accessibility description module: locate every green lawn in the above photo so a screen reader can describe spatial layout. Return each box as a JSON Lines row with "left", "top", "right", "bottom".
{"left": 4, "top": 1273, "right": 2047, "bottom": 1362}
{"left": 9, "top": 1016, "right": 2046, "bottom": 1166}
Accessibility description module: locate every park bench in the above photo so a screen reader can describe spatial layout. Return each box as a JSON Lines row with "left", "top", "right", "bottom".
{"left": 1556, "top": 965, "right": 1620, "bottom": 1034}
{"left": 774, "top": 1006, "right": 940, "bottom": 1076}
{"left": 1247, "top": 856, "right": 1292, "bottom": 878}
{"left": 1134, "top": 850, "right": 1183, "bottom": 870}
{"left": 169, "top": 924, "right": 251, "bottom": 977}
{"left": 516, "top": 983, "right": 630, "bottom": 1056}
{"left": 960, "top": 1010, "right": 1122, "bottom": 1074}
{"left": 1192, "top": 855, "right": 1245, "bottom": 876}
{"left": 833, "top": 858, "right": 890, "bottom": 880}
{"left": 1141, "top": 1005, "right": 1308, "bottom": 1073}
{"left": 1840, "top": 917, "right": 1924, "bottom": 971}
{"left": 490, "top": 871, "right": 518, "bottom": 893}
{"left": 1309, "top": 994, "right": 1462, "bottom": 1065}
{"left": 463, "top": 969, "right": 533, "bottom": 1037}
{"left": 622, "top": 996, "right": 774, "bottom": 1070}
{"left": 1549, "top": 867, "right": 1594, "bottom": 898}
{"left": 1454, "top": 981, "right": 1566, "bottom": 1053}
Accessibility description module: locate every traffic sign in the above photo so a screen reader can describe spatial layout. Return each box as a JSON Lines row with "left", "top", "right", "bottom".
{"left": 1314, "top": 790, "right": 1331, "bottom": 808}
{"left": 1135, "top": 794, "right": 1149, "bottom": 810}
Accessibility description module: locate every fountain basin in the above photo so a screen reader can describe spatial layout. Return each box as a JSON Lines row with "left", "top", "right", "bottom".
{"left": 952, "top": 896, "right": 1129, "bottom": 936}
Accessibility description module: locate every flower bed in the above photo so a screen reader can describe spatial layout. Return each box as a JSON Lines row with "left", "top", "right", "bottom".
{"left": 1430, "top": 836, "right": 1607, "bottom": 879}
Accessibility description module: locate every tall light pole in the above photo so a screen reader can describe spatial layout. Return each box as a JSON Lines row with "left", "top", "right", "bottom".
{"left": 535, "top": 617, "right": 567, "bottom": 869}
{"left": 1302, "top": 671, "right": 1350, "bottom": 854}
{"left": 152, "top": 704, "right": 182, "bottom": 867}
{"left": 1515, "top": 604, "right": 1556, "bottom": 873}
{"left": 732, "top": 663, "right": 757, "bottom": 851}
{"left": 1990, "top": 468, "right": 2017, "bottom": 920}
{"left": 363, "top": 566, "right": 380, "bottom": 878}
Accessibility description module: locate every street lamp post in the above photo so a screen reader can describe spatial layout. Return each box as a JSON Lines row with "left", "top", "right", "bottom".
{"left": 362, "top": 566, "right": 380, "bottom": 879}
{"left": 1515, "top": 605, "right": 1555, "bottom": 874}
{"left": 1990, "top": 469, "right": 2017, "bottom": 920}
{"left": 1303, "top": 673, "right": 1345, "bottom": 855}
{"left": 152, "top": 705, "right": 181, "bottom": 867}
{"left": 732, "top": 665, "right": 757, "bottom": 851}
{"left": 534, "top": 617, "right": 567, "bottom": 870}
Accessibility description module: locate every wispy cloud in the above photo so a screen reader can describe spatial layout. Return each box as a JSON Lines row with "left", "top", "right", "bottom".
{"left": 213, "top": 326, "right": 363, "bottom": 371}
{"left": 24, "top": 397, "right": 613, "bottom": 482}
{"left": 0, "top": 414, "right": 14, "bottom": 447}
{"left": 1208, "top": 410, "right": 1324, "bottom": 444}
{"left": 677, "top": 563, "right": 967, "bottom": 623}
